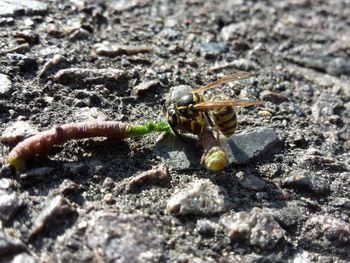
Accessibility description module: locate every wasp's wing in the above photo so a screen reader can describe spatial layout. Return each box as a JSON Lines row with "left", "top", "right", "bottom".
{"left": 193, "top": 100, "right": 265, "bottom": 110}
{"left": 195, "top": 71, "right": 253, "bottom": 94}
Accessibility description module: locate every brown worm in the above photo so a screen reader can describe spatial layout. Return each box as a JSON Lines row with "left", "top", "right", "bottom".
{"left": 6, "top": 121, "right": 128, "bottom": 171}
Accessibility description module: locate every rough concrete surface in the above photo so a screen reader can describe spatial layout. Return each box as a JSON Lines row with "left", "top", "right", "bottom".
{"left": 0, "top": 0, "right": 349, "bottom": 262}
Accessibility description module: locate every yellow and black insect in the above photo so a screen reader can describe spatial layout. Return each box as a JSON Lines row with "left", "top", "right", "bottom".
{"left": 167, "top": 71, "right": 265, "bottom": 141}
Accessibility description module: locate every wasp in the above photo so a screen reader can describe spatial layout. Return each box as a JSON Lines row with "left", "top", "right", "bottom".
{"left": 167, "top": 71, "right": 265, "bottom": 141}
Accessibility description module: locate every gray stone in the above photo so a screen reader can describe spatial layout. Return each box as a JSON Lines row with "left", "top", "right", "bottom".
{"left": 0, "top": 73, "right": 12, "bottom": 95}
{"left": 223, "top": 127, "right": 280, "bottom": 165}
{"left": 220, "top": 207, "right": 285, "bottom": 249}
{"left": 166, "top": 179, "right": 231, "bottom": 216}
{"left": 0, "top": 0, "right": 48, "bottom": 17}
{"left": 0, "top": 121, "right": 38, "bottom": 145}
{"left": 86, "top": 211, "right": 167, "bottom": 263}
{"left": 154, "top": 134, "right": 201, "bottom": 170}
{"left": 0, "top": 191, "right": 24, "bottom": 222}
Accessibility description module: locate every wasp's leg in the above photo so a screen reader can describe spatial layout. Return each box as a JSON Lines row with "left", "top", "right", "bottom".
{"left": 204, "top": 112, "right": 214, "bottom": 127}
{"left": 215, "top": 128, "right": 222, "bottom": 146}
{"left": 204, "top": 112, "right": 221, "bottom": 145}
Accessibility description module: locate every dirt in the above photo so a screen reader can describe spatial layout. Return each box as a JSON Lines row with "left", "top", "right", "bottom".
{"left": 0, "top": 0, "right": 349, "bottom": 262}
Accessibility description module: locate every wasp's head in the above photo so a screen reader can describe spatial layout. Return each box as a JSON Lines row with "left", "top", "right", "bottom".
{"left": 175, "top": 92, "right": 202, "bottom": 119}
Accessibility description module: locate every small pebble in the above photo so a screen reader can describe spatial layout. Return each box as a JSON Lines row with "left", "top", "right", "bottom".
{"left": 59, "top": 179, "right": 80, "bottom": 195}
{"left": 166, "top": 179, "right": 231, "bottom": 216}
{"left": 0, "top": 73, "right": 12, "bottom": 95}
{"left": 29, "top": 195, "right": 76, "bottom": 239}
{"left": 0, "top": 121, "right": 38, "bottom": 145}
{"left": 132, "top": 80, "right": 160, "bottom": 97}
{"left": 69, "top": 27, "right": 90, "bottom": 41}
{"left": 103, "top": 193, "right": 114, "bottom": 204}
{"left": 38, "top": 54, "right": 68, "bottom": 78}
{"left": 220, "top": 22, "right": 248, "bottom": 42}
{"left": 260, "top": 91, "right": 288, "bottom": 104}
{"left": 0, "top": 179, "right": 12, "bottom": 190}
{"left": 93, "top": 42, "right": 152, "bottom": 57}
{"left": 198, "top": 42, "right": 228, "bottom": 59}
{"left": 14, "top": 30, "right": 39, "bottom": 45}
{"left": 224, "top": 127, "right": 280, "bottom": 165}
{"left": 306, "top": 216, "right": 350, "bottom": 245}
{"left": 281, "top": 173, "right": 330, "bottom": 195}
{"left": 220, "top": 207, "right": 285, "bottom": 249}
{"left": 72, "top": 107, "right": 108, "bottom": 122}
{"left": 54, "top": 68, "right": 127, "bottom": 87}
{"left": 195, "top": 219, "right": 217, "bottom": 237}
{"left": 257, "top": 110, "right": 272, "bottom": 118}
{"left": 126, "top": 164, "right": 170, "bottom": 192}
{"left": 0, "top": 191, "right": 24, "bottom": 222}
{"left": 11, "top": 253, "right": 36, "bottom": 263}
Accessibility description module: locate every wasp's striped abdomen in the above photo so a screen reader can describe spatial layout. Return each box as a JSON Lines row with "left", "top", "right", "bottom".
{"left": 210, "top": 95, "right": 237, "bottom": 138}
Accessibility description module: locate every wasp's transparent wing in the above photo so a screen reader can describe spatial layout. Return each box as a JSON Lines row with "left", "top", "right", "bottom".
{"left": 193, "top": 100, "right": 265, "bottom": 110}
{"left": 195, "top": 71, "right": 253, "bottom": 94}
